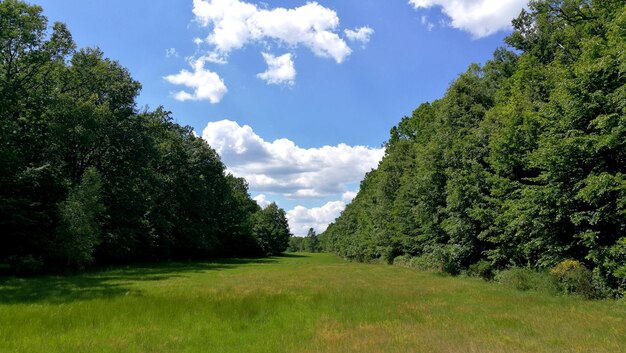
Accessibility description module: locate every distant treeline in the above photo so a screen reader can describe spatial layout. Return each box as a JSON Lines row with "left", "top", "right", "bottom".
{"left": 0, "top": 0, "right": 290, "bottom": 275}
{"left": 288, "top": 228, "right": 322, "bottom": 253}
{"left": 321, "top": 0, "right": 626, "bottom": 294}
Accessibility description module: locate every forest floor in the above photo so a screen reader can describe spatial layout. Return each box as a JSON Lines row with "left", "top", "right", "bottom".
{"left": 1, "top": 253, "right": 625, "bottom": 353}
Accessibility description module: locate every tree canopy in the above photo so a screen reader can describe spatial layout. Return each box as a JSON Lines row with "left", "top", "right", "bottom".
{"left": 0, "top": 0, "right": 290, "bottom": 274}
{"left": 321, "top": 0, "right": 626, "bottom": 294}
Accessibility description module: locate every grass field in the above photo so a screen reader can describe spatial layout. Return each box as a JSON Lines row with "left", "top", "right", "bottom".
{"left": 1, "top": 253, "right": 625, "bottom": 353}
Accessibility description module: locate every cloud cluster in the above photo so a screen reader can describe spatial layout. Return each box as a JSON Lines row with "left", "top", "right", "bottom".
{"left": 409, "top": 0, "right": 527, "bottom": 38}
{"left": 257, "top": 53, "right": 296, "bottom": 86}
{"left": 192, "top": 0, "right": 352, "bottom": 63}
{"left": 166, "top": 1, "right": 373, "bottom": 102}
{"left": 287, "top": 200, "right": 347, "bottom": 236}
{"left": 253, "top": 194, "right": 271, "bottom": 208}
{"left": 163, "top": 59, "right": 228, "bottom": 103}
{"left": 344, "top": 26, "right": 374, "bottom": 46}
{"left": 254, "top": 191, "right": 358, "bottom": 236}
{"left": 202, "top": 120, "right": 384, "bottom": 198}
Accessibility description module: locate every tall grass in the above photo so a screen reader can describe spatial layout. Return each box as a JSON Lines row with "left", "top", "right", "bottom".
{"left": 1, "top": 253, "right": 624, "bottom": 353}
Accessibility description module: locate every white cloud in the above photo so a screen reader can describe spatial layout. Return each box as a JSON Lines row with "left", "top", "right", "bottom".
{"left": 344, "top": 26, "right": 374, "bottom": 46}
{"left": 408, "top": 0, "right": 527, "bottom": 38}
{"left": 420, "top": 15, "right": 435, "bottom": 31}
{"left": 201, "top": 53, "right": 229, "bottom": 64}
{"left": 165, "top": 47, "right": 179, "bottom": 58}
{"left": 201, "top": 120, "right": 384, "bottom": 198}
{"left": 167, "top": 0, "right": 370, "bottom": 96}
{"left": 257, "top": 52, "right": 296, "bottom": 86}
{"left": 192, "top": 0, "right": 353, "bottom": 63}
{"left": 287, "top": 201, "right": 347, "bottom": 236}
{"left": 253, "top": 194, "right": 271, "bottom": 208}
{"left": 341, "top": 191, "right": 357, "bottom": 203}
{"left": 164, "top": 58, "right": 228, "bottom": 103}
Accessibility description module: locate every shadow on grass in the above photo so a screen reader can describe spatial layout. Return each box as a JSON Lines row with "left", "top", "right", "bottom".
{"left": 0, "top": 257, "right": 275, "bottom": 305}
{"left": 275, "top": 253, "right": 310, "bottom": 258}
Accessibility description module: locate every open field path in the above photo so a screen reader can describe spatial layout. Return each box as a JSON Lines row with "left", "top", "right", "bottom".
{"left": 1, "top": 253, "right": 625, "bottom": 353}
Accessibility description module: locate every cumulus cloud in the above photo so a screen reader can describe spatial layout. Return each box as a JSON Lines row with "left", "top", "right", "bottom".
{"left": 253, "top": 194, "right": 271, "bottom": 208}
{"left": 408, "top": 0, "right": 527, "bottom": 38}
{"left": 166, "top": 0, "right": 371, "bottom": 96}
{"left": 202, "top": 120, "right": 384, "bottom": 198}
{"left": 164, "top": 58, "right": 228, "bottom": 103}
{"left": 257, "top": 52, "right": 296, "bottom": 86}
{"left": 341, "top": 191, "right": 357, "bottom": 203}
{"left": 287, "top": 201, "right": 347, "bottom": 236}
{"left": 192, "top": 0, "right": 353, "bottom": 63}
{"left": 344, "top": 26, "right": 374, "bottom": 46}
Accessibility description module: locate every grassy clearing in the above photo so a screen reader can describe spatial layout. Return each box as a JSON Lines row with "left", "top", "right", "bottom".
{"left": 1, "top": 253, "right": 624, "bottom": 353}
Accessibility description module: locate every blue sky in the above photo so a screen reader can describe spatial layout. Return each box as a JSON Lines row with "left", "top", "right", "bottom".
{"left": 33, "top": 0, "right": 528, "bottom": 235}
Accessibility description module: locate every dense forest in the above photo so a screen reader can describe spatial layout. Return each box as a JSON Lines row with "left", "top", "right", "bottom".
{"left": 321, "top": 0, "right": 626, "bottom": 295}
{"left": 0, "top": 0, "right": 291, "bottom": 274}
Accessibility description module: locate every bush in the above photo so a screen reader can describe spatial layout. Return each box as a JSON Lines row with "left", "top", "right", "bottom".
{"left": 496, "top": 267, "right": 558, "bottom": 294}
{"left": 4, "top": 255, "right": 44, "bottom": 276}
{"left": 409, "top": 255, "right": 443, "bottom": 272}
{"left": 410, "top": 245, "right": 462, "bottom": 274}
{"left": 467, "top": 259, "right": 494, "bottom": 280}
{"left": 392, "top": 254, "right": 412, "bottom": 267}
{"left": 379, "top": 246, "right": 398, "bottom": 264}
{"left": 393, "top": 254, "right": 445, "bottom": 273}
{"left": 550, "top": 260, "right": 600, "bottom": 299}
{"left": 392, "top": 247, "right": 460, "bottom": 275}
{"left": 496, "top": 263, "right": 610, "bottom": 299}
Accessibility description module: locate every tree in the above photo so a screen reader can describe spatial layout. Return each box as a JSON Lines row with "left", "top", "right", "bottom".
{"left": 253, "top": 203, "right": 291, "bottom": 256}
{"left": 322, "top": 0, "right": 626, "bottom": 294}
{"left": 304, "top": 228, "right": 321, "bottom": 252}
{"left": 56, "top": 167, "right": 104, "bottom": 270}
{"left": 0, "top": 0, "right": 75, "bottom": 273}
{"left": 0, "top": 1, "right": 290, "bottom": 274}
{"left": 287, "top": 236, "right": 305, "bottom": 252}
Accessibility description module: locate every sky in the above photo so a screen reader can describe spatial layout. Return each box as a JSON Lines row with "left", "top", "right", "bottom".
{"left": 33, "top": 0, "right": 528, "bottom": 236}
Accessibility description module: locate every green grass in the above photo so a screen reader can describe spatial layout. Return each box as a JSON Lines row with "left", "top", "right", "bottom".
{"left": 1, "top": 253, "right": 625, "bottom": 353}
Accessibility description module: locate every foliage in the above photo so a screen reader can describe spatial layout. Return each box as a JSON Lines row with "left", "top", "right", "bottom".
{"left": 321, "top": 0, "right": 626, "bottom": 296}
{"left": 0, "top": 0, "right": 290, "bottom": 274}
{"left": 467, "top": 259, "right": 495, "bottom": 280}
{"left": 288, "top": 228, "right": 323, "bottom": 253}
{"left": 253, "top": 203, "right": 291, "bottom": 256}
{"left": 287, "top": 236, "right": 305, "bottom": 252}
{"left": 495, "top": 267, "right": 559, "bottom": 294}
{"left": 56, "top": 167, "right": 104, "bottom": 270}
{"left": 549, "top": 259, "right": 605, "bottom": 298}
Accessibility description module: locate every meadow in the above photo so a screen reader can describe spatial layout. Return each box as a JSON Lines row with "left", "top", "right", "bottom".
{"left": 1, "top": 253, "right": 624, "bottom": 353}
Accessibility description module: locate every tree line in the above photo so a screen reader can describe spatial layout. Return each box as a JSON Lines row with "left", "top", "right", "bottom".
{"left": 288, "top": 228, "right": 322, "bottom": 253}
{"left": 321, "top": 0, "right": 626, "bottom": 295}
{"left": 0, "top": 0, "right": 290, "bottom": 275}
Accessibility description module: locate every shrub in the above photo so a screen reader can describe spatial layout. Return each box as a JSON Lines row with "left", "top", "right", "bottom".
{"left": 414, "top": 245, "right": 463, "bottom": 274}
{"left": 4, "top": 255, "right": 44, "bottom": 276}
{"left": 392, "top": 246, "right": 463, "bottom": 275}
{"left": 496, "top": 267, "right": 558, "bottom": 294}
{"left": 409, "top": 255, "right": 439, "bottom": 272}
{"left": 379, "top": 246, "right": 398, "bottom": 264}
{"left": 392, "top": 255, "right": 412, "bottom": 267}
{"left": 550, "top": 260, "right": 597, "bottom": 299}
{"left": 467, "top": 259, "right": 495, "bottom": 280}
{"left": 393, "top": 254, "right": 447, "bottom": 273}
